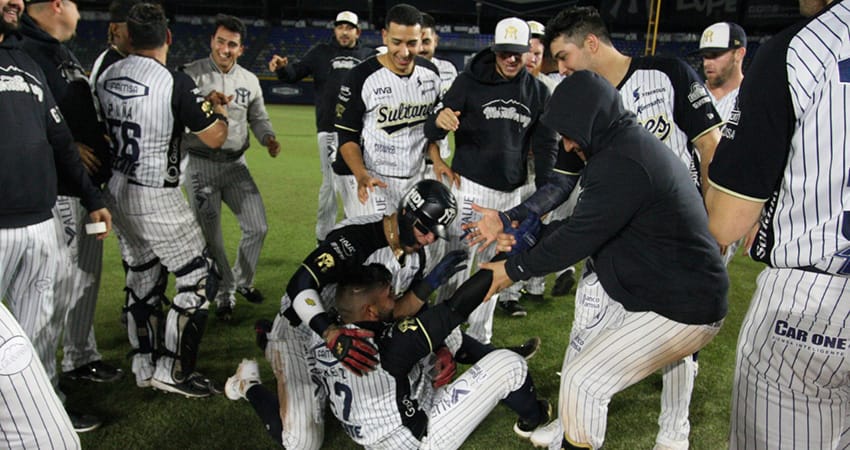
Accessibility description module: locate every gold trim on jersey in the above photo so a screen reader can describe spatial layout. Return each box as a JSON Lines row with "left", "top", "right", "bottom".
{"left": 707, "top": 179, "right": 768, "bottom": 203}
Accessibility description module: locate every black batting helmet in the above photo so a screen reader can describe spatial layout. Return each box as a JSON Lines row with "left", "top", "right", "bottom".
{"left": 398, "top": 180, "right": 457, "bottom": 247}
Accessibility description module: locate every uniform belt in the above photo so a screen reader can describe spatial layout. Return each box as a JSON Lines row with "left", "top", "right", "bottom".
{"left": 189, "top": 148, "right": 245, "bottom": 162}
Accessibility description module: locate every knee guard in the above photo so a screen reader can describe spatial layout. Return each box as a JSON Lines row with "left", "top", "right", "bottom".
{"left": 169, "top": 303, "right": 209, "bottom": 381}
{"left": 124, "top": 287, "right": 165, "bottom": 358}
{"left": 175, "top": 250, "right": 221, "bottom": 302}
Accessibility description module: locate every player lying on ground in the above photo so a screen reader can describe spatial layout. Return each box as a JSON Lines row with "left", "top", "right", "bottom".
{"left": 226, "top": 261, "right": 551, "bottom": 449}
{"left": 474, "top": 71, "right": 728, "bottom": 450}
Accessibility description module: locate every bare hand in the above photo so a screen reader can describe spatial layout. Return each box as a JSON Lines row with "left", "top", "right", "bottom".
{"left": 88, "top": 208, "right": 112, "bottom": 240}
{"left": 479, "top": 259, "right": 512, "bottom": 301}
{"left": 268, "top": 55, "right": 288, "bottom": 72}
{"left": 266, "top": 136, "right": 281, "bottom": 157}
{"left": 206, "top": 90, "right": 233, "bottom": 107}
{"left": 432, "top": 160, "right": 460, "bottom": 187}
{"left": 462, "top": 204, "right": 511, "bottom": 251}
{"left": 356, "top": 174, "right": 388, "bottom": 204}
{"left": 435, "top": 108, "right": 461, "bottom": 132}
{"left": 77, "top": 142, "right": 101, "bottom": 175}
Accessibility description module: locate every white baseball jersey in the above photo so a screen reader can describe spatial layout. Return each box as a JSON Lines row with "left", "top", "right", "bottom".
{"left": 96, "top": 54, "right": 219, "bottom": 188}
{"left": 618, "top": 57, "right": 722, "bottom": 183}
{"left": 709, "top": 86, "right": 740, "bottom": 123}
{"left": 336, "top": 56, "right": 442, "bottom": 178}
{"left": 709, "top": 2, "right": 850, "bottom": 448}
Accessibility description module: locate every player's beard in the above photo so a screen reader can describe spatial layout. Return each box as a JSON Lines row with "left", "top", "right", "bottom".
{"left": 0, "top": 5, "right": 21, "bottom": 35}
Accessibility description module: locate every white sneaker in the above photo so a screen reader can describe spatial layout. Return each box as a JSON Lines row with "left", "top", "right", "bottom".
{"left": 224, "top": 359, "right": 261, "bottom": 401}
{"left": 530, "top": 418, "right": 563, "bottom": 448}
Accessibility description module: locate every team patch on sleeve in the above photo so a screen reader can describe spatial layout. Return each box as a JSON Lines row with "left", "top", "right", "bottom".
{"left": 687, "top": 82, "right": 712, "bottom": 109}
{"left": 314, "top": 252, "right": 337, "bottom": 273}
{"left": 201, "top": 100, "right": 213, "bottom": 118}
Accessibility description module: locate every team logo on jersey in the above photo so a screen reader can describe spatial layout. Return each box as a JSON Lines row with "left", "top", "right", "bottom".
{"left": 481, "top": 99, "right": 531, "bottom": 128}
{"left": 373, "top": 86, "right": 393, "bottom": 96}
{"left": 396, "top": 318, "right": 421, "bottom": 333}
{"left": 641, "top": 114, "right": 672, "bottom": 142}
{"left": 315, "top": 253, "right": 336, "bottom": 272}
{"left": 104, "top": 76, "right": 149, "bottom": 100}
{"left": 376, "top": 103, "right": 432, "bottom": 134}
{"left": 234, "top": 87, "right": 251, "bottom": 106}
{"left": 201, "top": 100, "right": 214, "bottom": 118}
{"left": 687, "top": 82, "right": 711, "bottom": 109}
{"left": 312, "top": 343, "right": 340, "bottom": 368}
{"left": 0, "top": 335, "right": 33, "bottom": 376}
{"left": 416, "top": 77, "right": 436, "bottom": 96}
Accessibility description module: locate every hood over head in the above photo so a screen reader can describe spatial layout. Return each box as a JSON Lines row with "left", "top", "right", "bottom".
{"left": 540, "top": 70, "right": 634, "bottom": 158}
{"left": 465, "top": 47, "right": 526, "bottom": 85}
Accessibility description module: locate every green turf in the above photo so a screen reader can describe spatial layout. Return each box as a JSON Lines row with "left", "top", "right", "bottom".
{"left": 69, "top": 104, "right": 761, "bottom": 449}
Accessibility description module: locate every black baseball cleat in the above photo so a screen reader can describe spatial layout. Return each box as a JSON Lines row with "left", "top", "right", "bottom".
{"left": 499, "top": 300, "right": 527, "bottom": 317}
{"left": 216, "top": 304, "right": 233, "bottom": 321}
{"left": 514, "top": 399, "right": 552, "bottom": 438}
{"left": 151, "top": 372, "right": 220, "bottom": 398}
{"left": 507, "top": 337, "right": 541, "bottom": 360}
{"left": 551, "top": 268, "right": 576, "bottom": 297}
{"left": 519, "top": 288, "right": 545, "bottom": 302}
{"left": 254, "top": 319, "right": 272, "bottom": 352}
{"left": 236, "top": 286, "right": 264, "bottom": 304}
{"left": 67, "top": 410, "right": 102, "bottom": 433}
{"left": 63, "top": 360, "right": 124, "bottom": 383}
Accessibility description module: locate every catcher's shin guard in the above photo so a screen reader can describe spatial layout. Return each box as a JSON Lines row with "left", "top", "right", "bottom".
{"left": 124, "top": 287, "right": 165, "bottom": 358}
{"left": 170, "top": 303, "right": 209, "bottom": 381}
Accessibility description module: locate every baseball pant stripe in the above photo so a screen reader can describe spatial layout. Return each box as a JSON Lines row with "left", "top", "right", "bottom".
{"left": 316, "top": 131, "right": 340, "bottom": 241}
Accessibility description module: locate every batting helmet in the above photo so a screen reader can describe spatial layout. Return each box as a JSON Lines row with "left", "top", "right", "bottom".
{"left": 398, "top": 180, "right": 457, "bottom": 247}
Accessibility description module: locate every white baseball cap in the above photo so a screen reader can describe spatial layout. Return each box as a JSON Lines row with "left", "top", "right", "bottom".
{"left": 527, "top": 20, "right": 545, "bottom": 38}
{"left": 698, "top": 22, "right": 747, "bottom": 53}
{"left": 335, "top": 11, "right": 359, "bottom": 28}
{"left": 492, "top": 17, "right": 530, "bottom": 54}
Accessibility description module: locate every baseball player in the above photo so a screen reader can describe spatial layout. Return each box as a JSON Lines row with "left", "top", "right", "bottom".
{"left": 269, "top": 10, "right": 374, "bottom": 243}
{"left": 95, "top": 2, "right": 228, "bottom": 397}
{"left": 0, "top": 0, "right": 111, "bottom": 433}
{"left": 418, "top": 12, "right": 457, "bottom": 180}
{"left": 20, "top": 0, "right": 124, "bottom": 391}
{"left": 181, "top": 15, "right": 279, "bottom": 320}
{"left": 244, "top": 180, "right": 460, "bottom": 449}
{"left": 481, "top": 70, "right": 728, "bottom": 450}
{"left": 705, "top": 0, "right": 849, "bottom": 448}
{"left": 470, "top": 8, "right": 724, "bottom": 448}
{"left": 423, "top": 17, "right": 558, "bottom": 340}
{"left": 334, "top": 4, "right": 442, "bottom": 219}
{"left": 229, "top": 262, "right": 550, "bottom": 449}
{"left": 0, "top": 303, "right": 79, "bottom": 449}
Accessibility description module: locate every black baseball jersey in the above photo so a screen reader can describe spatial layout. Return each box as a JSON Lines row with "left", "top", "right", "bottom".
{"left": 334, "top": 56, "right": 442, "bottom": 179}
{"left": 283, "top": 214, "right": 426, "bottom": 333}
{"left": 276, "top": 38, "right": 375, "bottom": 131}
{"left": 95, "top": 55, "right": 218, "bottom": 188}
{"left": 424, "top": 49, "right": 558, "bottom": 191}
{"left": 312, "top": 303, "right": 464, "bottom": 447}
{"left": 709, "top": 0, "right": 850, "bottom": 275}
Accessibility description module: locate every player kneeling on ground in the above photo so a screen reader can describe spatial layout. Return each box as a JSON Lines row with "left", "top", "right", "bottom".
{"left": 227, "top": 262, "right": 550, "bottom": 449}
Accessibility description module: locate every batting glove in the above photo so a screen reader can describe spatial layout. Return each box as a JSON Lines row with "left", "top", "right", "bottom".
{"left": 505, "top": 213, "right": 542, "bottom": 256}
{"left": 325, "top": 327, "right": 379, "bottom": 376}
{"left": 413, "top": 250, "right": 469, "bottom": 300}
{"left": 431, "top": 346, "right": 456, "bottom": 388}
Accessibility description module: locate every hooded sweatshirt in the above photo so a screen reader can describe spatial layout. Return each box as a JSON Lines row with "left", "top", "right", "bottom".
{"left": 424, "top": 48, "right": 557, "bottom": 192}
{"left": 0, "top": 32, "right": 104, "bottom": 228}
{"left": 505, "top": 71, "right": 728, "bottom": 325}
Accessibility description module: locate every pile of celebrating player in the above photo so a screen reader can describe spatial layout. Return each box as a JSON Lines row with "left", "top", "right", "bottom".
{"left": 0, "top": 0, "right": 846, "bottom": 449}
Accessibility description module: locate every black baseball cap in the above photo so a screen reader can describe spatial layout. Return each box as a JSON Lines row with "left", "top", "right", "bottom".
{"left": 696, "top": 22, "right": 747, "bottom": 54}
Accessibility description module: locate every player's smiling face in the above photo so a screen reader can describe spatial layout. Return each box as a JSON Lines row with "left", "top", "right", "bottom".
{"left": 381, "top": 21, "right": 421, "bottom": 75}
{"left": 334, "top": 23, "right": 359, "bottom": 48}
{"left": 495, "top": 51, "right": 523, "bottom": 79}
{"left": 210, "top": 26, "right": 243, "bottom": 72}
{"left": 0, "top": 0, "right": 23, "bottom": 36}
{"left": 550, "top": 35, "right": 592, "bottom": 77}
{"left": 419, "top": 27, "right": 437, "bottom": 60}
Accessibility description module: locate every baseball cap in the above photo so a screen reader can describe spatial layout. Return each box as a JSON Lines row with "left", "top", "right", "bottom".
{"left": 334, "top": 11, "right": 359, "bottom": 28}
{"left": 109, "top": 0, "right": 142, "bottom": 22}
{"left": 697, "top": 22, "right": 747, "bottom": 54}
{"left": 492, "top": 17, "right": 530, "bottom": 54}
{"left": 527, "top": 20, "right": 545, "bottom": 39}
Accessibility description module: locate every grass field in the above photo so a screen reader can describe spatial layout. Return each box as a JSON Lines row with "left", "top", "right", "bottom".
{"left": 68, "top": 104, "right": 763, "bottom": 449}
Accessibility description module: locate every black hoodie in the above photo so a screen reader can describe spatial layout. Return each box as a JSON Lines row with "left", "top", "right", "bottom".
{"left": 424, "top": 48, "right": 557, "bottom": 192}
{"left": 0, "top": 33, "right": 104, "bottom": 228}
{"left": 276, "top": 37, "right": 375, "bottom": 131}
{"left": 505, "top": 71, "right": 728, "bottom": 325}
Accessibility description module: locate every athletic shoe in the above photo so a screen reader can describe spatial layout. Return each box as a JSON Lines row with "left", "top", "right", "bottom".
{"left": 151, "top": 372, "right": 218, "bottom": 398}
{"left": 507, "top": 337, "right": 541, "bottom": 360}
{"left": 224, "top": 359, "right": 262, "bottom": 401}
{"left": 216, "top": 304, "right": 233, "bottom": 321}
{"left": 519, "top": 288, "right": 545, "bottom": 302}
{"left": 63, "top": 361, "right": 124, "bottom": 383}
{"left": 551, "top": 268, "right": 576, "bottom": 297}
{"left": 254, "top": 319, "right": 272, "bottom": 352}
{"left": 236, "top": 286, "right": 264, "bottom": 304}
{"left": 499, "top": 300, "right": 527, "bottom": 317}
{"left": 67, "top": 410, "right": 102, "bottom": 433}
{"left": 530, "top": 418, "right": 563, "bottom": 448}
{"left": 514, "top": 399, "right": 552, "bottom": 438}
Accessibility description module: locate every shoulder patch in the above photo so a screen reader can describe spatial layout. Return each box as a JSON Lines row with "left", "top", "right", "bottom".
{"left": 315, "top": 252, "right": 336, "bottom": 272}
{"left": 396, "top": 318, "right": 420, "bottom": 333}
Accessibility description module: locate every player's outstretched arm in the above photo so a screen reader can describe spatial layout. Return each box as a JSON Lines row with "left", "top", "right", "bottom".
{"left": 463, "top": 204, "right": 511, "bottom": 251}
